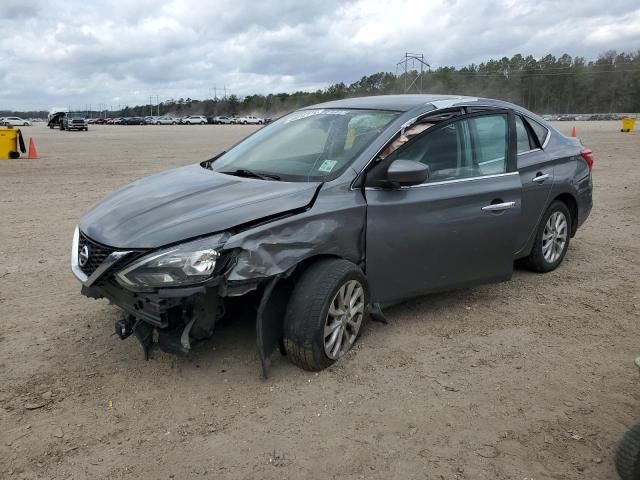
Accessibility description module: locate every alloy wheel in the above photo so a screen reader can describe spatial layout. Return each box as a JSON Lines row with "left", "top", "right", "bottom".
{"left": 324, "top": 280, "right": 365, "bottom": 360}
{"left": 542, "top": 211, "right": 568, "bottom": 263}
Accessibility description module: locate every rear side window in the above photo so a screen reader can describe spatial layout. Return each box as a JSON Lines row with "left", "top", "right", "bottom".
{"left": 515, "top": 116, "right": 535, "bottom": 153}
{"left": 527, "top": 118, "right": 549, "bottom": 147}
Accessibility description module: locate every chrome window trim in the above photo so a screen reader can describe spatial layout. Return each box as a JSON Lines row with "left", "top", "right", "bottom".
{"left": 541, "top": 130, "right": 551, "bottom": 148}
{"left": 517, "top": 148, "right": 542, "bottom": 156}
{"left": 364, "top": 171, "right": 519, "bottom": 191}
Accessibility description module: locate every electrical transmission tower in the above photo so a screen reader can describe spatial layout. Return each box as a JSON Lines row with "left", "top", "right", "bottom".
{"left": 396, "top": 52, "right": 430, "bottom": 93}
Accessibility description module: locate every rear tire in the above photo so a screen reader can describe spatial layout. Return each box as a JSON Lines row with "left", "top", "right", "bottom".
{"left": 283, "top": 259, "right": 368, "bottom": 371}
{"left": 522, "top": 200, "right": 571, "bottom": 272}
{"left": 617, "top": 425, "right": 640, "bottom": 480}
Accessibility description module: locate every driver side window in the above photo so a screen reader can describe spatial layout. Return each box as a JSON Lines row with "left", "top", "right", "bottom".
{"left": 387, "top": 114, "right": 507, "bottom": 182}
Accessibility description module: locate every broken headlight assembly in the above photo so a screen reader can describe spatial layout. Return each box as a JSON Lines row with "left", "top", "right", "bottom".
{"left": 116, "top": 235, "right": 225, "bottom": 289}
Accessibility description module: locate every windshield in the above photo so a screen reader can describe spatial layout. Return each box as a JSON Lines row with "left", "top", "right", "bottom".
{"left": 208, "top": 109, "right": 399, "bottom": 182}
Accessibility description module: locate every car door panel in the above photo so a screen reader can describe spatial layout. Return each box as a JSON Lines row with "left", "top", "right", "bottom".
{"left": 365, "top": 173, "right": 521, "bottom": 304}
{"left": 515, "top": 150, "right": 554, "bottom": 256}
{"left": 363, "top": 111, "right": 522, "bottom": 305}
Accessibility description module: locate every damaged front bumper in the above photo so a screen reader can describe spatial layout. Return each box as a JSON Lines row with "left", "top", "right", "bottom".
{"left": 72, "top": 226, "right": 231, "bottom": 358}
{"left": 81, "top": 281, "right": 211, "bottom": 329}
{"left": 81, "top": 280, "right": 223, "bottom": 358}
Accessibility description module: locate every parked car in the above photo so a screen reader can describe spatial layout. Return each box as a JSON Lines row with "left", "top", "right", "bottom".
{"left": 122, "top": 117, "right": 147, "bottom": 125}
{"left": 237, "top": 115, "right": 264, "bottom": 125}
{"left": 61, "top": 113, "right": 88, "bottom": 131}
{"left": 71, "top": 94, "right": 593, "bottom": 374}
{"left": 2, "top": 117, "right": 32, "bottom": 126}
{"left": 94, "top": 118, "right": 107, "bottom": 125}
{"left": 106, "top": 118, "right": 115, "bottom": 124}
{"left": 183, "top": 115, "right": 208, "bottom": 125}
{"left": 153, "top": 116, "right": 178, "bottom": 125}
{"left": 230, "top": 117, "right": 241, "bottom": 124}
{"left": 210, "top": 116, "right": 232, "bottom": 125}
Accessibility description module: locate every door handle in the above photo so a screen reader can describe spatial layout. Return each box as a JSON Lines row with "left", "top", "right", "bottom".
{"left": 532, "top": 173, "right": 550, "bottom": 183}
{"left": 482, "top": 201, "right": 516, "bottom": 212}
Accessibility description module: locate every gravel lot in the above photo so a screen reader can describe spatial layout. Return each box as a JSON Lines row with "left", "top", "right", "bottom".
{"left": 1, "top": 122, "right": 638, "bottom": 479}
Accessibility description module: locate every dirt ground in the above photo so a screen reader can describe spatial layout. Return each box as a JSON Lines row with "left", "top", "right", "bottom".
{"left": 0, "top": 121, "right": 638, "bottom": 480}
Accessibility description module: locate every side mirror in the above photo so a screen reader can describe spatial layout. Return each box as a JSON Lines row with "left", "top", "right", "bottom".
{"left": 386, "top": 160, "right": 429, "bottom": 187}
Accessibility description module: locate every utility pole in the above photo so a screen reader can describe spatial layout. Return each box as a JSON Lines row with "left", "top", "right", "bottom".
{"left": 395, "top": 52, "right": 430, "bottom": 93}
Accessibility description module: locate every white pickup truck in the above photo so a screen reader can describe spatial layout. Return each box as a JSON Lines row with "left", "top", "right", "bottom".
{"left": 236, "top": 115, "right": 264, "bottom": 125}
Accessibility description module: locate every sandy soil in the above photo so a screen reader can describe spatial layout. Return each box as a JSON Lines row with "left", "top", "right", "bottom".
{"left": 0, "top": 121, "right": 638, "bottom": 480}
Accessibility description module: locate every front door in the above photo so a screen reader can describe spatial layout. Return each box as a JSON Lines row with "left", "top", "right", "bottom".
{"left": 365, "top": 112, "right": 522, "bottom": 304}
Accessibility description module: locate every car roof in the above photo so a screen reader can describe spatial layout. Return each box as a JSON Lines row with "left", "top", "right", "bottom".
{"left": 303, "top": 94, "right": 519, "bottom": 113}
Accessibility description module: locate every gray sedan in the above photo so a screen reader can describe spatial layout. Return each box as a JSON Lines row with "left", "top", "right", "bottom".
{"left": 71, "top": 95, "right": 593, "bottom": 375}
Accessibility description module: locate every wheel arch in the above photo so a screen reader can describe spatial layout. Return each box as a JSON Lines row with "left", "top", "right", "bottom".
{"left": 288, "top": 254, "right": 362, "bottom": 284}
{"left": 553, "top": 192, "right": 578, "bottom": 237}
{"left": 256, "top": 253, "right": 363, "bottom": 377}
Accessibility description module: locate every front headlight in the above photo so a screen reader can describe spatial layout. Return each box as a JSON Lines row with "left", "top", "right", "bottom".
{"left": 116, "top": 235, "right": 225, "bottom": 289}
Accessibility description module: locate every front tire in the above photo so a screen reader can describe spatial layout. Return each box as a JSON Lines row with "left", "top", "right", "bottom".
{"left": 283, "top": 259, "right": 368, "bottom": 371}
{"left": 522, "top": 200, "right": 571, "bottom": 272}
{"left": 617, "top": 425, "right": 640, "bottom": 480}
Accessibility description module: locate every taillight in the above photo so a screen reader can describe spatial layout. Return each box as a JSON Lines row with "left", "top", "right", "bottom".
{"left": 581, "top": 149, "right": 594, "bottom": 173}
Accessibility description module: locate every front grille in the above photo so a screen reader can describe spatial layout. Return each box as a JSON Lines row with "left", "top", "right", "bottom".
{"left": 78, "top": 233, "right": 115, "bottom": 277}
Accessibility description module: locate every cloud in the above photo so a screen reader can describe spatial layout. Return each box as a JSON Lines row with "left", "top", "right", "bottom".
{"left": 0, "top": 0, "right": 638, "bottom": 110}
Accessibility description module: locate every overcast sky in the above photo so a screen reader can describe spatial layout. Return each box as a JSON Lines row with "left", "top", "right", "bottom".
{"left": 1, "top": 0, "right": 639, "bottom": 110}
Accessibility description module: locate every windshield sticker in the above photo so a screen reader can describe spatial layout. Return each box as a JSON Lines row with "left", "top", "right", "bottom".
{"left": 283, "top": 109, "right": 349, "bottom": 124}
{"left": 318, "top": 159, "right": 338, "bottom": 173}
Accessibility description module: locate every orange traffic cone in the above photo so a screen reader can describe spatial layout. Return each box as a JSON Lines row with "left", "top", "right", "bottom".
{"left": 570, "top": 126, "right": 577, "bottom": 137}
{"left": 27, "top": 137, "right": 39, "bottom": 159}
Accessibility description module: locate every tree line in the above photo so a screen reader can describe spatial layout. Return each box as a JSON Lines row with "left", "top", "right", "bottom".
{"left": 157, "top": 50, "right": 640, "bottom": 117}
{"left": 3, "top": 50, "right": 638, "bottom": 119}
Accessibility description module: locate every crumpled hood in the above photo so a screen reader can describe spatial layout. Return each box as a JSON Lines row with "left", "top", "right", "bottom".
{"left": 79, "top": 164, "right": 321, "bottom": 249}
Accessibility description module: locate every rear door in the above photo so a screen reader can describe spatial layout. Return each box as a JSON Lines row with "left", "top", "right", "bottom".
{"left": 513, "top": 115, "right": 554, "bottom": 255}
{"left": 365, "top": 111, "right": 521, "bottom": 304}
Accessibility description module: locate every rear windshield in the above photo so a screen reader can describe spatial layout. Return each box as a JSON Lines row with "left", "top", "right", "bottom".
{"left": 209, "top": 109, "right": 399, "bottom": 182}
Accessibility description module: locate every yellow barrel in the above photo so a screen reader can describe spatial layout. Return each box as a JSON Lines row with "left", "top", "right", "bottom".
{"left": 621, "top": 117, "right": 637, "bottom": 133}
{"left": 0, "top": 127, "right": 25, "bottom": 160}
